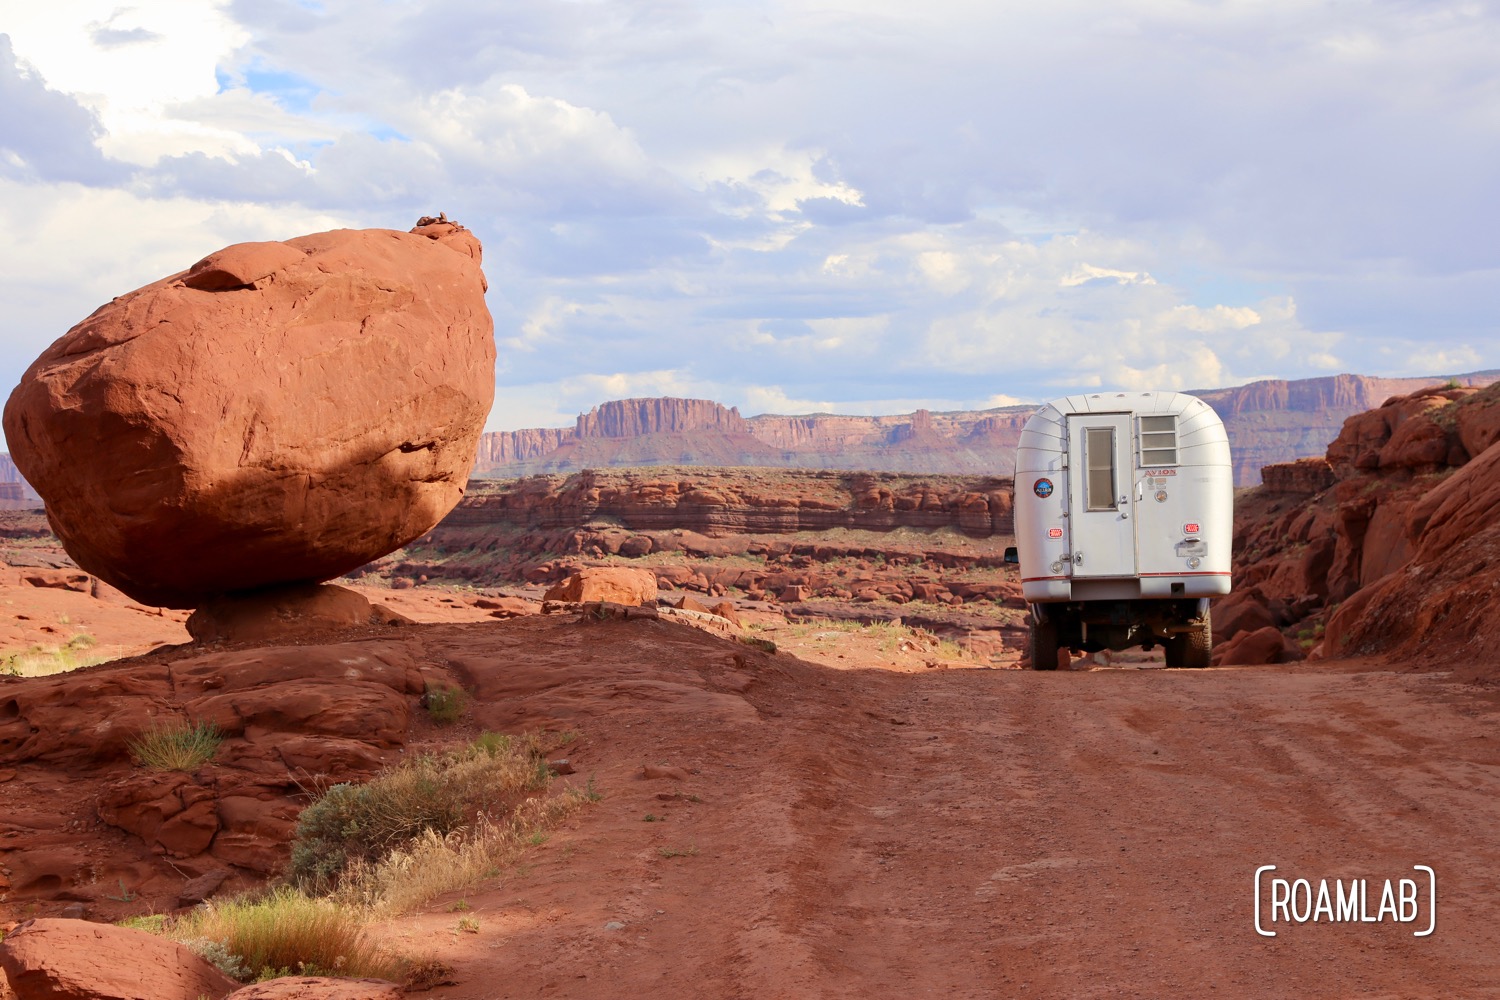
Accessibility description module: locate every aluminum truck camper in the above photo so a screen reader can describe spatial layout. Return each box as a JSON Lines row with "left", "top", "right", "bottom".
{"left": 1007, "top": 391, "right": 1232, "bottom": 669}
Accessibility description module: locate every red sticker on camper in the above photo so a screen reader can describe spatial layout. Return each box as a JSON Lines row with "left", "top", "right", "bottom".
{"left": 1048, "top": 528, "right": 1063, "bottom": 538}
{"left": 1184, "top": 523, "right": 1200, "bottom": 534}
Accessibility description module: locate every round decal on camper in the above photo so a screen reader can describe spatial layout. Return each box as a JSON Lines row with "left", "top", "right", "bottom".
{"left": 1155, "top": 490, "right": 1168, "bottom": 503}
{"left": 1033, "top": 478, "right": 1054, "bottom": 498}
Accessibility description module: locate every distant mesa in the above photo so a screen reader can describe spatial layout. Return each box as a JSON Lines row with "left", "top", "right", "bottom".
{"left": 476, "top": 372, "right": 1500, "bottom": 487}
{"left": 2, "top": 218, "right": 495, "bottom": 609}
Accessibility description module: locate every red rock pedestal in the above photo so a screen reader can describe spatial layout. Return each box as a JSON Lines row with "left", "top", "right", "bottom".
{"left": 186, "top": 583, "right": 410, "bottom": 644}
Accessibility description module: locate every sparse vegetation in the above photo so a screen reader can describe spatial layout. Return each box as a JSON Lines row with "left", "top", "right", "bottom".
{"left": 1, "top": 634, "right": 106, "bottom": 677}
{"left": 657, "top": 845, "right": 698, "bottom": 858}
{"left": 170, "top": 886, "right": 404, "bottom": 982}
{"left": 127, "top": 719, "right": 223, "bottom": 771}
{"left": 116, "top": 913, "right": 166, "bottom": 934}
{"left": 422, "top": 682, "right": 470, "bottom": 725}
{"left": 288, "top": 731, "right": 591, "bottom": 915}
{"left": 126, "top": 734, "right": 583, "bottom": 985}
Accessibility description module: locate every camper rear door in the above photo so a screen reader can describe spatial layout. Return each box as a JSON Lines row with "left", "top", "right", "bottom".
{"left": 1066, "top": 413, "right": 1137, "bottom": 578}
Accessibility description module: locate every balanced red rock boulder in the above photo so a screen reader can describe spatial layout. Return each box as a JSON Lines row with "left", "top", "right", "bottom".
{"left": 3, "top": 221, "right": 494, "bottom": 609}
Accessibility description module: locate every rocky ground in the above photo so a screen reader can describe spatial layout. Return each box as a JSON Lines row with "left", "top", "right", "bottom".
{"left": 8, "top": 382, "right": 1500, "bottom": 995}
{"left": 4, "top": 604, "right": 1500, "bottom": 997}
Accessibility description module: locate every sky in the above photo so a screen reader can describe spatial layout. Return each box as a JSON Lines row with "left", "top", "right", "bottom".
{"left": 1, "top": 0, "right": 1497, "bottom": 443}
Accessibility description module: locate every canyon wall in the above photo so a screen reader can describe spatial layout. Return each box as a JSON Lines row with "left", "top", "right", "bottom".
{"left": 475, "top": 372, "right": 1500, "bottom": 486}
{"left": 445, "top": 468, "right": 1015, "bottom": 538}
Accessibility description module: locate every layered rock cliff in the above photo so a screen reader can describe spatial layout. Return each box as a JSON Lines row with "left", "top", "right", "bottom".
{"left": 475, "top": 372, "right": 1500, "bottom": 486}
{"left": 445, "top": 467, "right": 1015, "bottom": 538}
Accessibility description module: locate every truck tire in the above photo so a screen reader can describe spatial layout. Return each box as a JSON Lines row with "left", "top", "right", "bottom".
{"left": 1030, "top": 619, "right": 1060, "bottom": 671}
{"left": 1165, "top": 614, "right": 1213, "bottom": 668}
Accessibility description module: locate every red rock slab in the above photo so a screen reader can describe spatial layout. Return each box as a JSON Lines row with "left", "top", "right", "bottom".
{"left": 0, "top": 918, "right": 238, "bottom": 1000}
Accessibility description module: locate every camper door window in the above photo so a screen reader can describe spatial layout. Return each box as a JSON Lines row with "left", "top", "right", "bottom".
{"left": 1085, "top": 427, "right": 1117, "bottom": 511}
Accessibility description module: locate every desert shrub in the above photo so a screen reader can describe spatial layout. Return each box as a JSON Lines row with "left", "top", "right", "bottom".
{"left": 423, "top": 682, "right": 470, "bottom": 724}
{"left": 171, "top": 886, "right": 401, "bottom": 981}
{"left": 128, "top": 719, "right": 222, "bottom": 771}
{"left": 288, "top": 736, "right": 556, "bottom": 893}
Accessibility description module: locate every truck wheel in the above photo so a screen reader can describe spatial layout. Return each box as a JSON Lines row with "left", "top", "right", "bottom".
{"left": 1165, "top": 615, "right": 1213, "bottom": 668}
{"left": 1030, "top": 619, "right": 1060, "bottom": 671}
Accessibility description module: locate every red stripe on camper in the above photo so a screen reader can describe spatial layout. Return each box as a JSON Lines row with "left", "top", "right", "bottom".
{"left": 1137, "top": 572, "right": 1231, "bottom": 577}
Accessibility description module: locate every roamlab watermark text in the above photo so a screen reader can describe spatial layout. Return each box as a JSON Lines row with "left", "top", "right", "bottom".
{"left": 1254, "top": 865, "right": 1435, "bottom": 938}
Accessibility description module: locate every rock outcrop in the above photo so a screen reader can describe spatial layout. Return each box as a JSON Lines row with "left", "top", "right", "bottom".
{"left": 1230, "top": 381, "right": 1500, "bottom": 672}
{"left": 0, "top": 642, "right": 421, "bottom": 884}
{"left": 0, "top": 918, "right": 238, "bottom": 1000}
{"left": 3, "top": 221, "right": 494, "bottom": 609}
{"left": 472, "top": 372, "right": 1500, "bottom": 486}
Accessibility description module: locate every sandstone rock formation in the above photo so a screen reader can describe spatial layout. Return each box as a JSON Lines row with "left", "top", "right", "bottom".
{"left": 0, "top": 918, "right": 238, "bottom": 1000}
{"left": 0, "top": 642, "right": 421, "bottom": 884}
{"left": 1230, "top": 381, "right": 1500, "bottom": 671}
{"left": 185, "top": 584, "right": 410, "bottom": 644}
{"left": 473, "top": 372, "right": 1500, "bottom": 485}
{"left": 3, "top": 221, "right": 494, "bottom": 609}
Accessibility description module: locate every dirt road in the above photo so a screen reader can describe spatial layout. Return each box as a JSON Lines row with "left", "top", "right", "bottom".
{"left": 379, "top": 614, "right": 1500, "bottom": 999}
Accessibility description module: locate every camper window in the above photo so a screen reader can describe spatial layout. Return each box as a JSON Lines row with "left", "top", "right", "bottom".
{"left": 1139, "top": 414, "right": 1178, "bottom": 466}
{"left": 1085, "top": 427, "right": 1117, "bottom": 511}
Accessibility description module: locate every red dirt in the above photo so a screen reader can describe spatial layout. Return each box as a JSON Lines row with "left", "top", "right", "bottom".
{"left": 3, "top": 606, "right": 1499, "bottom": 994}
{"left": 3, "top": 554, "right": 1498, "bottom": 995}
{"left": 360, "top": 616, "right": 1500, "bottom": 998}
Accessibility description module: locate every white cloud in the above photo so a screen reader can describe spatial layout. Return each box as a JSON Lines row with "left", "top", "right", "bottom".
{"left": 5, "top": 2, "right": 251, "bottom": 163}
{"left": 3, "top": 0, "right": 1498, "bottom": 451}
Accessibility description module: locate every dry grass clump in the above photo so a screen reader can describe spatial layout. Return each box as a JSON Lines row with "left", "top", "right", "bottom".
{"left": 422, "top": 682, "right": 470, "bottom": 724}
{"left": 127, "top": 719, "right": 223, "bottom": 771}
{"left": 0, "top": 634, "right": 106, "bottom": 677}
{"left": 171, "top": 887, "right": 404, "bottom": 982}
{"left": 290, "top": 731, "right": 589, "bottom": 915}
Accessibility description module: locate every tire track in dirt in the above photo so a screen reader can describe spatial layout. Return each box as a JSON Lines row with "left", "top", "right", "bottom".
{"left": 395, "top": 617, "right": 1500, "bottom": 998}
